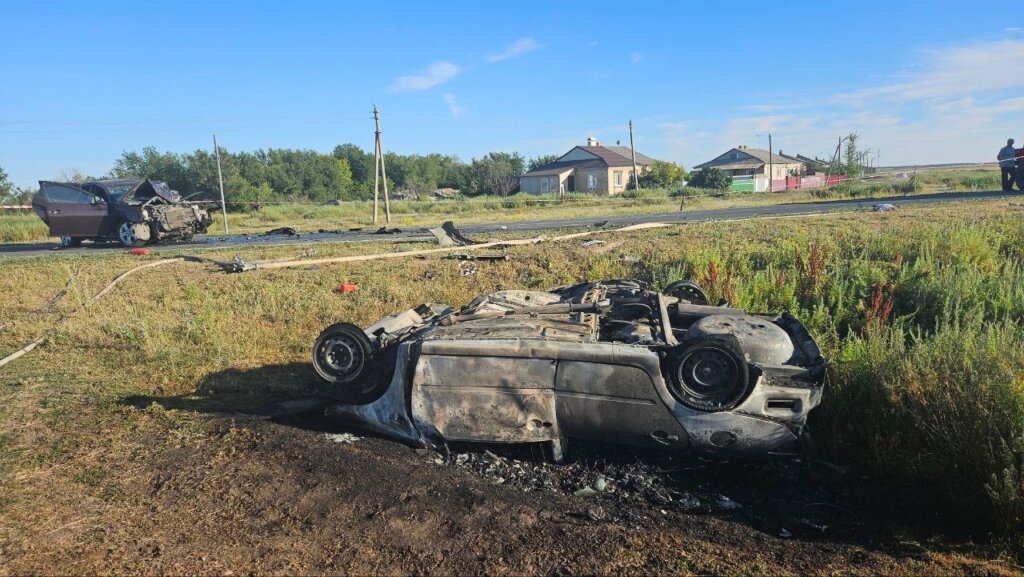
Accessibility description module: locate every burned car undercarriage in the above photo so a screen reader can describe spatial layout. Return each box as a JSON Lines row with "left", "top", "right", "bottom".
{"left": 312, "top": 279, "right": 826, "bottom": 461}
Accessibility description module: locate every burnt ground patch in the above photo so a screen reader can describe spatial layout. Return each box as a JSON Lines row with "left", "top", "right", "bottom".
{"left": 79, "top": 363, "right": 1018, "bottom": 576}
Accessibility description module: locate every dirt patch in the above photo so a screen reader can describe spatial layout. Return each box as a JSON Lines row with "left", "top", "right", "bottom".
{"left": 1, "top": 415, "right": 1016, "bottom": 576}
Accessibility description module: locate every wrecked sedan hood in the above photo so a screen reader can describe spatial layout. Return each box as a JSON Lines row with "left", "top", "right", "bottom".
{"left": 123, "top": 179, "right": 181, "bottom": 204}
{"left": 311, "top": 279, "right": 827, "bottom": 461}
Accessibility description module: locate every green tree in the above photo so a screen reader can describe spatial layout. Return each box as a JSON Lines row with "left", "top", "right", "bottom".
{"left": 843, "top": 132, "right": 863, "bottom": 178}
{"left": 333, "top": 143, "right": 375, "bottom": 185}
{"left": 467, "top": 152, "right": 525, "bottom": 196}
{"left": 109, "top": 147, "right": 190, "bottom": 193}
{"left": 638, "top": 160, "right": 688, "bottom": 189}
{"left": 527, "top": 154, "right": 560, "bottom": 171}
{"left": 688, "top": 167, "right": 732, "bottom": 190}
{"left": 0, "top": 165, "right": 12, "bottom": 202}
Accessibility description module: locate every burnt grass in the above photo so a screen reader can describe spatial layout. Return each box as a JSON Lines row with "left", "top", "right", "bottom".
{"left": 96, "top": 363, "right": 1013, "bottom": 576}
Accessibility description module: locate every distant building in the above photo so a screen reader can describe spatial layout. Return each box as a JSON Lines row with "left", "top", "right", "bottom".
{"left": 693, "top": 146, "right": 804, "bottom": 179}
{"left": 519, "top": 137, "right": 659, "bottom": 195}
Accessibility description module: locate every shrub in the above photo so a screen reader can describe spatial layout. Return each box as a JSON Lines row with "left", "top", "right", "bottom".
{"left": 687, "top": 168, "right": 732, "bottom": 190}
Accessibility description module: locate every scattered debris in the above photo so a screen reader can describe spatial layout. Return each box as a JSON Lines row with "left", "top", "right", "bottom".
{"left": 127, "top": 248, "right": 150, "bottom": 256}
{"left": 593, "top": 221, "right": 608, "bottom": 227}
{"left": 323, "top": 432, "right": 361, "bottom": 444}
{"left": 872, "top": 203, "right": 896, "bottom": 212}
{"left": 442, "top": 253, "right": 509, "bottom": 262}
{"left": 333, "top": 284, "right": 360, "bottom": 294}
{"left": 581, "top": 240, "right": 605, "bottom": 248}
{"left": 374, "top": 227, "right": 403, "bottom": 235}
{"left": 458, "top": 262, "right": 478, "bottom": 275}
{"left": 263, "top": 226, "right": 299, "bottom": 236}
{"left": 779, "top": 528, "right": 792, "bottom": 538}
{"left": 428, "top": 221, "right": 481, "bottom": 247}
{"left": 717, "top": 495, "right": 742, "bottom": 510}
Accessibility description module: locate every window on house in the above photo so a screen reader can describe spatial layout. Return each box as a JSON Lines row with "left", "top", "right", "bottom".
{"left": 614, "top": 171, "right": 622, "bottom": 187}
{"left": 587, "top": 174, "right": 597, "bottom": 189}
{"left": 540, "top": 178, "right": 549, "bottom": 192}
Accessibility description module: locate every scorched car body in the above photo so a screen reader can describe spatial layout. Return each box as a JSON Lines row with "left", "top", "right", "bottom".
{"left": 312, "top": 279, "right": 826, "bottom": 460}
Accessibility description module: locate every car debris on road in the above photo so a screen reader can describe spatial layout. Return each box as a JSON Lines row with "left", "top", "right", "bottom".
{"left": 31, "top": 179, "right": 214, "bottom": 247}
{"left": 311, "top": 278, "right": 826, "bottom": 461}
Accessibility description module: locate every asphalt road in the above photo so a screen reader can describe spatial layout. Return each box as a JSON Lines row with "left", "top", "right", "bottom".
{"left": 2, "top": 189, "right": 1019, "bottom": 259}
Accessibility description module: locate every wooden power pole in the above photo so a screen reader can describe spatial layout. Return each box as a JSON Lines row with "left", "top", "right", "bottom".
{"left": 212, "top": 134, "right": 229, "bottom": 233}
{"left": 372, "top": 105, "right": 391, "bottom": 224}
{"left": 768, "top": 133, "right": 773, "bottom": 193}
{"left": 628, "top": 120, "right": 640, "bottom": 191}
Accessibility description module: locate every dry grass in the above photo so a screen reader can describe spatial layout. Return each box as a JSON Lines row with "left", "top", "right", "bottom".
{"left": 1, "top": 199, "right": 1023, "bottom": 573}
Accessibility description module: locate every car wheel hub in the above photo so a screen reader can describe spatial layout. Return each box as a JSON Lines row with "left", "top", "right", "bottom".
{"left": 119, "top": 223, "right": 136, "bottom": 245}
{"left": 679, "top": 349, "right": 739, "bottom": 400}
{"left": 319, "top": 335, "right": 365, "bottom": 379}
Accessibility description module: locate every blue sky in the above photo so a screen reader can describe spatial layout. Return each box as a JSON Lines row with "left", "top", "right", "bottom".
{"left": 1, "top": 1, "right": 1022, "bottom": 187}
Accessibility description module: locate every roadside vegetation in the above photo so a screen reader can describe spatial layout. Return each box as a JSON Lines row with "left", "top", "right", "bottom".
{"left": 1, "top": 200, "right": 1023, "bottom": 571}
{"left": 0, "top": 166, "right": 1010, "bottom": 243}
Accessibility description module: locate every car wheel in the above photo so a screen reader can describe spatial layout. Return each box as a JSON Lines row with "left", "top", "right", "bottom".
{"left": 665, "top": 335, "right": 750, "bottom": 412}
{"left": 312, "top": 322, "right": 388, "bottom": 404}
{"left": 664, "top": 280, "right": 709, "bottom": 305}
{"left": 59, "top": 236, "right": 83, "bottom": 248}
{"left": 116, "top": 220, "right": 146, "bottom": 247}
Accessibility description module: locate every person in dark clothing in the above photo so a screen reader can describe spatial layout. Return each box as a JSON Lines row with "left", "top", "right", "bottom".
{"left": 998, "top": 138, "right": 1017, "bottom": 191}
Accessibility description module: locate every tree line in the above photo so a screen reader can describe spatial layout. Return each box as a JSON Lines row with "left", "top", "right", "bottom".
{"left": 0, "top": 145, "right": 690, "bottom": 207}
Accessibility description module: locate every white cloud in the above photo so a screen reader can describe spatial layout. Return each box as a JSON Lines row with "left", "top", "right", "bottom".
{"left": 837, "top": 39, "right": 1024, "bottom": 103}
{"left": 1007, "top": 27, "right": 1022, "bottom": 33}
{"left": 390, "top": 61, "right": 461, "bottom": 92}
{"left": 485, "top": 38, "right": 541, "bottom": 63}
{"left": 443, "top": 93, "right": 462, "bottom": 117}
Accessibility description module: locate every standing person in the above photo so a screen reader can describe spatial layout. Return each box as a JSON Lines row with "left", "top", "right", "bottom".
{"left": 998, "top": 138, "right": 1017, "bottom": 191}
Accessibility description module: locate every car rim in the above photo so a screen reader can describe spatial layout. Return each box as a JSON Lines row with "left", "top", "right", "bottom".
{"left": 316, "top": 334, "right": 366, "bottom": 382}
{"left": 60, "top": 236, "right": 72, "bottom": 247}
{"left": 678, "top": 347, "right": 740, "bottom": 402}
{"left": 119, "top": 223, "right": 135, "bottom": 245}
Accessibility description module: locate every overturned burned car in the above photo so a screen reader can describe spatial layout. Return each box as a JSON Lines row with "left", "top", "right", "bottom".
{"left": 313, "top": 279, "right": 826, "bottom": 460}
{"left": 32, "top": 179, "right": 214, "bottom": 247}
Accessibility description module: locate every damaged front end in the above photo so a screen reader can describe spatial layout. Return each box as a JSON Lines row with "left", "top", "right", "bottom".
{"left": 313, "top": 279, "right": 826, "bottom": 461}
{"left": 121, "top": 180, "right": 214, "bottom": 242}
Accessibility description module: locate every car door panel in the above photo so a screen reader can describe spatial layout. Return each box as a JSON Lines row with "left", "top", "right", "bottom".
{"left": 40, "top": 183, "right": 109, "bottom": 237}
{"left": 410, "top": 354, "right": 560, "bottom": 443}
{"left": 555, "top": 361, "right": 689, "bottom": 448}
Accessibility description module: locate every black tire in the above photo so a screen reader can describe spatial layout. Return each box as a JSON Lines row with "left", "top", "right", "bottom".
{"left": 664, "top": 280, "right": 709, "bottom": 305}
{"left": 312, "top": 322, "right": 387, "bottom": 404}
{"left": 665, "top": 335, "right": 751, "bottom": 412}
{"left": 116, "top": 220, "right": 146, "bottom": 247}
{"left": 59, "top": 236, "right": 83, "bottom": 248}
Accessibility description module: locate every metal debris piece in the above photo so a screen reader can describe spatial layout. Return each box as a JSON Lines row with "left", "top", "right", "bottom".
{"left": 324, "top": 432, "right": 361, "bottom": 444}
{"left": 872, "top": 203, "right": 896, "bottom": 212}
{"left": 263, "top": 226, "right": 299, "bottom": 236}
{"left": 594, "top": 221, "right": 609, "bottom": 227}
{"left": 374, "top": 227, "right": 403, "bottom": 235}
{"left": 717, "top": 495, "right": 742, "bottom": 510}
{"left": 442, "top": 253, "right": 509, "bottom": 262}
{"left": 458, "top": 262, "right": 477, "bottom": 275}
{"left": 429, "top": 221, "right": 481, "bottom": 246}
{"left": 581, "top": 240, "right": 605, "bottom": 248}
{"left": 333, "top": 284, "right": 360, "bottom": 294}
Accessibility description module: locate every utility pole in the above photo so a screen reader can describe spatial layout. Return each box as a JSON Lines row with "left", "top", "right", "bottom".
{"left": 628, "top": 120, "right": 640, "bottom": 191}
{"left": 212, "top": 134, "right": 228, "bottom": 234}
{"left": 372, "top": 105, "right": 391, "bottom": 224}
{"left": 768, "top": 133, "right": 773, "bottom": 193}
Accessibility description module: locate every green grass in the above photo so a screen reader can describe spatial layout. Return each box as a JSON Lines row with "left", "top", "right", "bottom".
{"left": 2, "top": 199, "right": 1023, "bottom": 561}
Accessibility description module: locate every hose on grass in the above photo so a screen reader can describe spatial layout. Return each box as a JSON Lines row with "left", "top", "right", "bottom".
{"left": 0, "top": 258, "right": 184, "bottom": 369}
{"left": 0, "top": 221, "right": 672, "bottom": 367}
